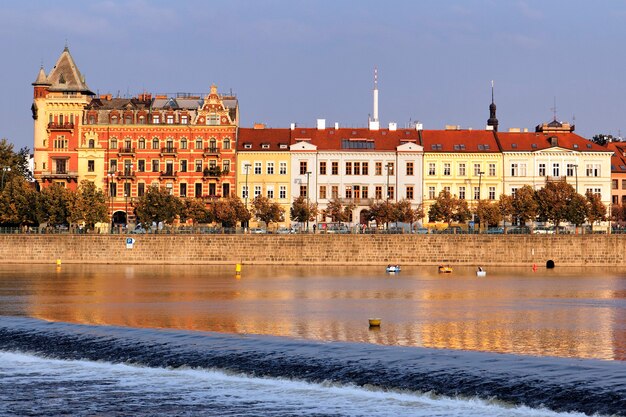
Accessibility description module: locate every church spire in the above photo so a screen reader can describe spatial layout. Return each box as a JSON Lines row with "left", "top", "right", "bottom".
{"left": 487, "top": 80, "right": 498, "bottom": 132}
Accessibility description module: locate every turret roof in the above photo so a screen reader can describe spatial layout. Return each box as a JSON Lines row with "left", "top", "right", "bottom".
{"left": 46, "top": 46, "right": 93, "bottom": 94}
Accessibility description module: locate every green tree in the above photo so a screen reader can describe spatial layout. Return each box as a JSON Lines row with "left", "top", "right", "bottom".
{"left": 181, "top": 198, "right": 212, "bottom": 225}
{"left": 67, "top": 180, "right": 109, "bottom": 230}
{"left": 290, "top": 195, "right": 318, "bottom": 224}
{"left": 512, "top": 185, "right": 539, "bottom": 226}
{"left": 0, "top": 138, "right": 31, "bottom": 183}
{"left": 590, "top": 134, "right": 613, "bottom": 146}
{"left": 428, "top": 190, "right": 471, "bottom": 225}
{"left": 322, "top": 198, "right": 355, "bottom": 224}
{"left": 0, "top": 176, "right": 40, "bottom": 226}
{"left": 565, "top": 193, "right": 588, "bottom": 231}
{"left": 134, "top": 185, "right": 183, "bottom": 226}
{"left": 474, "top": 200, "right": 502, "bottom": 228}
{"left": 535, "top": 181, "right": 576, "bottom": 228}
{"left": 40, "top": 183, "right": 71, "bottom": 226}
{"left": 252, "top": 196, "right": 285, "bottom": 228}
{"left": 585, "top": 191, "right": 607, "bottom": 225}
{"left": 213, "top": 195, "right": 249, "bottom": 227}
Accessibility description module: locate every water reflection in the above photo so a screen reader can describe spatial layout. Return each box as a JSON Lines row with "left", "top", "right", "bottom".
{"left": 0, "top": 264, "right": 624, "bottom": 361}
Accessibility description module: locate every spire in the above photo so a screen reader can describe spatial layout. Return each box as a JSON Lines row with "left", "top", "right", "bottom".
{"left": 487, "top": 80, "right": 498, "bottom": 132}
{"left": 32, "top": 65, "right": 50, "bottom": 86}
{"left": 46, "top": 45, "right": 93, "bottom": 95}
{"left": 373, "top": 67, "right": 379, "bottom": 122}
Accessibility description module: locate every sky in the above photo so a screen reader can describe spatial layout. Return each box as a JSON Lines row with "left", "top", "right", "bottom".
{"left": 2, "top": 0, "right": 626, "bottom": 150}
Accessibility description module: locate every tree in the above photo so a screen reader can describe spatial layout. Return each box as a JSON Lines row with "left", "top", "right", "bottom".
{"left": 590, "top": 134, "right": 613, "bottom": 146}
{"left": 252, "top": 196, "right": 285, "bottom": 228}
{"left": 0, "top": 176, "right": 40, "bottom": 226}
{"left": 133, "top": 185, "right": 183, "bottom": 226}
{"left": 498, "top": 194, "right": 514, "bottom": 229}
{"left": 39, "top": 183, "right": 71, "bottom": 226}
{"left": 474, "top": 200, "right": 502, "bottom": 227}
{"left": 367, "top": 200, "right": 394, "bottom": 228}
{"left": 535, "top": 181, "right": 576, "bottom": 228}
{"left": 67, "top": 180, "right": 109, "bottom": 230}
{"left": 393, "top": 199, "right": 423, "bottom": 225}
{"left": 585, "top": 191, "right": 607, "bottom": 225}
{"left": 428, "top": 190, "right": 471, "bottom": 225}
{"left": 290, "top": 195, "right": 318, "bottom": 224}
{"left": 0, "top": 138, "right": 31, "bottom": 182}
{"left": 321, "top": 198, "right": 355, "bottom": 224}
{"left": 213, "top": 195, "right": 249, "bottom": 227}
{"left": 512, "top": 185, "right": 539, "bottom": 225}
{"left": 181, "top": 198, "right": 212, "bottom": 225}
{"left": 565, "top": 193, "right": 588, "bottom": 231}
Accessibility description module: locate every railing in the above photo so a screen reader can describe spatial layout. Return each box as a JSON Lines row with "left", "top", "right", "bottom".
{"left": 203, "top": 147, "right": 219, "bottom": 156}
{"left": 40, "top": 170, "right": 79, "bottom": 179}
{"left": 160, "top": 147, "right": 178, "bottom": 156}
{"left": 203, "top": 168, "right": 224, "bottom": 178}
{"left": 47, "top": 122, "right": 75, "bottom": 130}
{"left": 546, "top": 176, "right": 566, "bottom": 182}
{"left": 117, "top": 170, "right": 136, "bottom": 180}
{"left": 159, "top": 170, "right": 177, "bottom": 179}
{"left": 118, "top": 147, "right": 136, "bottom": 155}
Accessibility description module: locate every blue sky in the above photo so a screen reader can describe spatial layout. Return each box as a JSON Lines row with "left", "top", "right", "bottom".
{"left": 2, "top": 0, "right": 626, "bottom": 149}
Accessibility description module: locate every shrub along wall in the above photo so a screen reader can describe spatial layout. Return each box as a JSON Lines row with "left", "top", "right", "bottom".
{"left": 0, "top": 234, "right": 623, "bottom": 266}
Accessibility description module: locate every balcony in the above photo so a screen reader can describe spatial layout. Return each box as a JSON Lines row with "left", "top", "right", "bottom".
{"left": 338, "top": 198, "right": 374, "bottom": 205}
{"left": 159, "top": 170, "right": 178, "bottom": 180}
{"left": 160, "top": 147, "right": 178, "bottom": 156}
{"left": 546, "top": 175, "right": 566, "bottom": 183}
{"left": 40, "top": 170, "right": 79, "bottom": 182}
{"left": 117, "top": 170, "right": 136, "bottom": 180}
{"left": 203, "top": 167, "right": 228, "bottom": 179}
{"left": 47, "top": 122, "right": 75, "bottom": 131}
{"left": 118, "top": 147, "right": 136, "bottom": 156}
{"left": 203, "top": 147, "right": 219, "bottom": 157}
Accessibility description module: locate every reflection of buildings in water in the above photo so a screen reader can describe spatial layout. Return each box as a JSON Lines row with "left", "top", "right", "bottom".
{"left": 19, "top": 265, "right": 625, "bottom": 361}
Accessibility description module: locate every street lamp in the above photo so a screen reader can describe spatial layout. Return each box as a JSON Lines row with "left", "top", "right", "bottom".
{"left": 477, "top": 171, "right": 484, "bottom": 200}
{"left": 385, "top": 162, "right": 393, "bottom": 201}
{"left": 306, "top": 171, "right": 311, "bottom": 232}
{"left": 572, "top": 164, "right": 578, "bottom": 193}
{"left": 244, "top": 163, "right": 251, "bottom": 230}
{"left": 107, "top": 171, "right": 115, "bottom": 232}
{"left": 124, "top": 164, "right": 133, "bottom": 226}
{"left": 1, "top": 167, "right": 11, "bottom": 190}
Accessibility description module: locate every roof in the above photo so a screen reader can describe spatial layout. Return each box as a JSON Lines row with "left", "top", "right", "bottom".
{"left": 606, "top": 142, "right": 626, "bottom": 173}
{"left": 421, "top": 129, "right": 499, "bottom": 153}
{"left": 238, "top": 128, "right": 292, "bottom": 151}
{"left": 497, "top": 132, "right": 609, "bottom": 152}
{"left": 46, "top": 46, "right": 93, "bottom": 94}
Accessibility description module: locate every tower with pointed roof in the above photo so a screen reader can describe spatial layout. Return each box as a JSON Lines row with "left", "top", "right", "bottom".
{"left": 486, "top": 81, "right": 498, "bottom": 132}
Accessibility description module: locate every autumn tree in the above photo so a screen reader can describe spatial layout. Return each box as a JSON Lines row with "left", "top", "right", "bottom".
{"left": 0, "top": 138, "right": 31, "bottom": 182}
{"left": 252, "top": 195, "right": 285, "bottom": 228}
{"left": 67, "top": 180, "right": 109, "bottom": 230}
{"left": 535, "top": 181, "right": 576, "bottom": 228}
{"left": 512, "top": 185, "right": 539, "bottom": 226}
{"left": 181, "top": 198, "right": 212, "bottom": 225}
{"left": 213, "top": 195, "right": 249, "bottom": 227}
{"left": 321, "top": 198, "right": 355, "bottom": 224}
{"left": 585, "top": 191, "right": 607, "bottom": 225}
{"left": 39, "top": 183, "right": 71, "bottom": 226}
{"left": 393, "top": 199, "right": 423, "bottom": 225}
{"left": 0, "top": 176, "right": 40, "bottom": 226}
{"left": 565, "top": 193, "right": 588, "bottom": 231}
{"left": 133, "top": 185, "right": 183, "bottom": 226}
{"left": 290, "top": 195, "right": 318, "bottom": 224}
{"left": 474, "top": 200, "right": 502, "bottom": 228}
{"left": 367, "top": 200, "right": 394, "bottom": 228}
{"left": 498, "top": 194, "right": 514, "bottom": 229}
{"left": 428, "top": 190, "right": 471, "bottom": 225}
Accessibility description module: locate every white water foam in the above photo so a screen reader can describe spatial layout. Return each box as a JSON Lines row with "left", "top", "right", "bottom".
{"left": 0, "top": 351, "right": 600, "bottom": 417}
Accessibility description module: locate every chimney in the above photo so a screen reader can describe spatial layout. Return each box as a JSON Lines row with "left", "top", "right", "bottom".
{"left": 290, "top": 123, "right": 296, "bottom": 130}
{"left": 317, "top": 119, "right": 326, "bottom": 130}
{"left": 415, "top": 123, "right": 423, "bottom": 131}
{"left": 334, "top": 122, "right": 339, "bottom": 129}
{"left": 388, "top": 122, "right": 397, "bottom": 131}
{"left": 253, "top": 123, "right": 265, "bottom": 129}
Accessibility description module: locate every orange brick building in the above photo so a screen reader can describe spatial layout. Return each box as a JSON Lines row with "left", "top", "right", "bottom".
{"left": 33, "top": 47, "right": 238, "bottom": 224}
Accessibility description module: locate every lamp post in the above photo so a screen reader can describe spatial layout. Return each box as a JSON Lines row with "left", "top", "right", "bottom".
{"left": 477, "top": 171, "right": 484, "bottom": 200}
{"left": 1, "top": 167, "right": 11, "bottom": 190}
{"left": 385, "top": 162, "right": 393, "bottom": 201}
{"left": 306, "top": 171, "right": 311, "bottom": 232}
{"left": 572, "top": 164, "right": 578, "bottom": 193}
{"left": 244, "top": 163, "right": 251, "bottom": 230}
{"left": 107, "top": 171, "right": 115, "bottom": 232}
{"left": 125, "top": 164, "right": 133, "bottom": 226}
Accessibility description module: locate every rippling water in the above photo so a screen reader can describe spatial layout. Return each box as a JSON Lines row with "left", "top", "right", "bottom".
{"left": 1, "top": 264, "right": 625, "bottom": 416}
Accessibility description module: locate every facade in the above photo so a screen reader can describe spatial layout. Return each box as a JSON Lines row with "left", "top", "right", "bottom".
{"left": 606, "top": 142, "right": 626, "bottom": 207}
{"left": 33, "top": 47, "right": 238, "bottom": 224}
{"left": 421, "top": 128, "right": 503, "bottom": 217}
{"left": 237, "top": 127, "right": 292, "bottom": 226}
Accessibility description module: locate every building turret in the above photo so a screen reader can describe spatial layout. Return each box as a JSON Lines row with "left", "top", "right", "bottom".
{"left": 487, "top": 80, "right": 498, "bottom": 132}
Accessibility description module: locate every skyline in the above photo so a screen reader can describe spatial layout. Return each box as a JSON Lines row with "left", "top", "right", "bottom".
{"left": 2, "top": 0, "right": 626, "bottom": 149}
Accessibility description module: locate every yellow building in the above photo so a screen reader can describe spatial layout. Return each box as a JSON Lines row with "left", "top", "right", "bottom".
{"left": 237, "top": 126, "right": 292, "bottom": 228}
{"left": 421, "top": 128, "right": 503, "bottom": 221}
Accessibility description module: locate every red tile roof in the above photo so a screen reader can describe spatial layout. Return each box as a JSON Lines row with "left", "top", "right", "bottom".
{"left": 606, "top": 142, "right": 626, "bottom": 173}
{"left": 496, "top": 131, "right": 607, "bottom": 152}
{"left": 421, "top": 129, "right": 499, "bottom": 153}
{"left": 237, "top": 128, "right": 292, "bottom": 151}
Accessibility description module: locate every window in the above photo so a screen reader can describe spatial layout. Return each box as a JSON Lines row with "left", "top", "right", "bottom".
{"left": 110, "top": 138, "right": 118, "bottom": 149}
{"left": 459, "top": 186, "right": 465, "bottom": 200}
{"left": 223, "top": 160, "right": 230, "bottom": 173}
{"left": 345, "top": 162, "right": 352, "bottom": 175}
{"left": 110, "top": 115, "right": 118, "bottom": 124}
{"left": 375, "top": 186, "right": 383, "bottom": 199}
{"left": 222, "top": 183, "right": 230, "bottom": 198}
{"left": 88, "top": 139, "right": 95, "bottom": 148}
{"left": 152, "top": 160, "right": 159, "bottom": 172}
{"left": 209, "top": 138, "right": 217, "bottom": 152}
{"left": 195, "top": 160, "right": 202, "bottom": 172}
{"left": 511, "top": 163, "right": 519, "bottom": 177}
{"left": 474, "top": 187, "right": 480, "bottom": 200}
{"left": 331, "top": 162, "right": 339, "bottom": 175}
{"left": 388, "top": 186, "right": 394, "bottom": 200}
{"left": 254, "top": 162, "right": 262, "bottom": 175}
{"left": 406, "top": 186, "right": 414, "bottom": 200}
{"left": 622, "top": 180, "right": 626, "bottom": 190}
{"left": 444, "top": 186, "right": 451, "bottom": 194}
{"left": 267, "top": 162, "right": 274, "bottom": 175}
{"left": 55, "top": 159, "right": 67, "bottom": 174}
{"left": 267, "top": 186, "right": 274, "bottom": 199}
{"left": 300, "top": 161, "right": 308, "bottom": 175}
{"left": 512, "top": 162, "right": 528, "bottom": 177}
{"left": 443, "top": 163, "right": 451, "bottom": 176}
{"left": 344, "top": 186, "right": 352, "bottom": 199}
{"left": 195, "top": 183, "right": 202, "bottom": 198}
{"left": 279, "top": 162, "right": 287, "bottom": 175}
{"left": 152, "top": 115, "right": 160, "bottom": 124}
{"left": 166, "top": 183, "right": 173, "bottom": 195}
{"left": 254, "top": 185, "right": 261, "bottom": 198}
{"left": 195, "top": 138, "right": 203, "bottom": 149}
{"left": 87, "top": 160, "right": 94, "bottom": 172}
{"left": 300, "top": 185, "right": 307, "bottom": 197}
{"left": 152, "top": 138, "right": 159, "bottom": 149}
{"left": 223, "top": 138, "right": 231, "bottom": 149}
{"left": 123, "top": 182, "right": 131, "bottom": 198}
{"left": 567, "top": 164, "right": 576, "bottom": 177}
{"left": 511, "top": 187, "right": 517, "bottom": 198}
{"left": 538, "top": 163, "right": 546, "bottom": 177}
{"left": 138, "top": 138, "right": 146, "bottom": 149}
{"left": 458, "top": 163, "right": 466, "bottom": 176}
{"left": 180, "top": 160, "right": 187, "bottom": 173}
{"left": 613, "top": 179, "right": 618, "bottom": 190}
{"left": 109, "top": 182, "right": 117, "bottom": 197}
{"left": 587, "top": 188, "right": 601, "bottom": 197}
{"left": 181, "top": 115, "right": 188, "bottom": 125}
{"left": 474, "top": 163, "right": 481, "bottom": 176}
{"left": 242, "top": 185, "right": 249, "bottom": 199}
{"left": 362, "top": 186, "right": 368, "bottom": 199}
{"left": 553, "top": 163, "right": 560, "bottom": 177}
{"left": 489, "top": 163, "right": 496, "bottom": 176}
{"left": 386, "top": 163, "right": 395, "bottom": 175}
{"left": 375, "top": 162, "right": 382, "bottom": 176}
{"left": 354, "top": 162, "right": 361, "bottom": 176}
{"left": 124, "top": 139, "right": 131, "bottom": 150}
{"left": 167, "top": 115, "right": 174, "bottom": 124}
{"left": 332, "top": 186, "right": 339, "bottom": 198}
{"left": 319, "top": 161, "right": 327, "bottom": 175}
{"left": 428, "top": 162, "right": 436, "bottom": 176}
{"left": 586, "top": 164, "right": 600, "bottom": 177}
{"left": 489, "top": 186, "right": 496, "bottom": 200}
{"left": 138, "top": 183, "right": 145, "bottom": 197}
{"left": 519, "top": 163, "right": 527, "bottom": 176}
{"left": 362, "top": 162, "right": 369, "bottom": 175}
{"left": 138, "top": 160, "right": 145, "bottom": 172}
{"left": 207, "top": 183, "right": 216, "bottom": 197}
{"left": 180, "top": 138, "right": 187, "bottom": 149}
{"left": 279, "top": 186, "right": 287, "bottom": 199}
{"left": 406, "top": 162, "right": 414, "bottom": 176}
{"left": 138, "top": 115, "right": 145, "bottom": 124}
{"left": 110, "top": 159, "right": 117, "bottom": 173}
{"left": 428, "top": 186, "right": 435, "bottom": 199}
{"left": 207, "top": 114, "right": 219, "bottom": 125}
{"left": 320, "top": 185, "right": 327, "bottom": 199}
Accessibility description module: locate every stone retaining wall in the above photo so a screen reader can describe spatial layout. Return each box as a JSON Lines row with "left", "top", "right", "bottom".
{"left": 0, "top": 235, "right": 622, "bottom": 266}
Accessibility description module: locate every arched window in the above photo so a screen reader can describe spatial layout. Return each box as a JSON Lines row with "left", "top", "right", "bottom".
{"left": 89, "top": 115, "right": 96, "bottom": 124}
{"left": 209, "top": 138, "right": 217, "bottom": 152}
{"left": 110, "top": 138, "right": 118, "bottom": 149}
{"left": 152, "top": 138, "right": 159, "bottom": 149}
{"left": 125, "top": 115, "right": 132, "bottom": 124}
{"left": 223, "top": 138, "right": 231, "bottom": 149}
{"left": 124, "top": 139, "right": 132, "bottom": 150}
{"left": 138, "top": 138, "right": 146, "bottom": 149}
{"left": 180, "top": 138, "right": 188, "bottom": 149}
{"left": 166, "top": 138, "right": 174, "bottom": 152}
{"left": 110, "top": 115, "right": 118, "bottom": 124}
{"left": 88, "top": 139, "right": 95, "bottom": 148}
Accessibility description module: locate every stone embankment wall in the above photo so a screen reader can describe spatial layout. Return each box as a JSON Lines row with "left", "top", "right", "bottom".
{"left": 0, "top": 235, "right": 623, "bottom": 266}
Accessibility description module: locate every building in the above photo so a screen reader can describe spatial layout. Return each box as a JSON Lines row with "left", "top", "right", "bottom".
{"left": 606, "top": 142, "right": 626, "bottom": 207}
{"left": 33, "top": 47, "right": 238, "bottom": 224}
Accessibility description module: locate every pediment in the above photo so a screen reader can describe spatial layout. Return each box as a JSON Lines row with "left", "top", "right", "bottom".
{"left": 534, "top": 146, "right": 576, "bottom": 154}
{"left": 397, "top": 142, "right": 423, "bottom": 152}
{"left": 290, "top": 141, "right": 317, "bottom": 151}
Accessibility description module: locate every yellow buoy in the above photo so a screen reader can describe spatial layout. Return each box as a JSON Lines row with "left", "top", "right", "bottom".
{"left": 368, "top": 318, "right": 381, "bottom": 327}
{"left": 235, "top": 263, "right": 242, "bottom": 274}
{"left": 56, "top": 259, "right": 62, "bottom": 266}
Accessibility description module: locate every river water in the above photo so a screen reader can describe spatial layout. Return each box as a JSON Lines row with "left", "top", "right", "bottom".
{"left": 0, "top": 264, "right": 625, "bottom": 416}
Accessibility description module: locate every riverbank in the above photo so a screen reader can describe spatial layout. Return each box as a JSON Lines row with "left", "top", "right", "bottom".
{"left": 0, "top": 234, "right": 622, "bottom": 266}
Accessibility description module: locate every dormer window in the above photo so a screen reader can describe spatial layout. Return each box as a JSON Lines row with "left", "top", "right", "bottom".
{"left": 262, "top": 144, "right": 270, "bottom": 149}
{"left": 244, "top": 143, "right": 252, "bottom": 149}
{"left": 152, "top": 115, "right": 160, "bottom": 124}
{"left": 181, "top": 115, "right": 188, "bottom": 124}
{"left": 573, "top": 144, "right": 579, "bottom": 149}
